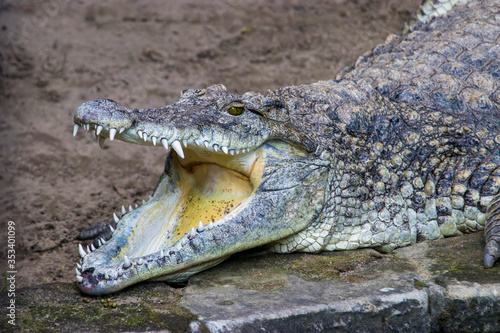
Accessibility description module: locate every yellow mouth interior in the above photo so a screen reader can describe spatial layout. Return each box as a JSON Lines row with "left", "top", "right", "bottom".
{"left": 122, "top": 148, "right": 264, "bottom": 258}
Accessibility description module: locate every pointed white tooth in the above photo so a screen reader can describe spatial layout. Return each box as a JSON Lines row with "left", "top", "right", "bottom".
{"left": 137, "top": 130, "right": 143, "bottom": 138}
{"left": 77, "top": 263, "right": 81, "bottom": 269}
{"left": 129, "top": 205, "right": 133, "bottom": 212}
{"left": 123, "top": 255, "right": 131, "bottom": 268}
{"left": 142, "top": 199, "right": 146, "bottom": 205}
{"left": 183, "top": 139, "right": 187, "bottom": 147}
{"left": 148, "top": 195, "right": 152, "bottom": 201}
{"left": 101, "top": 238, "right": 106, "bottom": 245}
{"left": 138, "top": 258, "right": 144, "bottom": 265}
{"left": 135, "top": 203, "right": 138, "bottom": 209}
{"left": 84, "top": 124, "right": 89, "bottom": 132}
{"left": 194, "top": 138, "right": 202, "bottom": 146}
{"left": 189, "top": 228, "right": 197, "bottom": 238}
{"left": 204, "top": 141, "right": 209, "bottom": 148}
{"left": 104, "top": 273, "right": 109, "bottom": 279}
{"left": 96, "top": 125, "right": 103, "bottom": 136}
{"left": 236, "top": 149, "right": 240, "bottom": 154}
{"left": 197, "top": 221, "right": 204, "bottom": 232}
{"left": 222, "top": 146, "right": 229, "bottom": 154}
{"left": 109, "top": 225, "right": 115, "bottom": 233}
{"left": 143, "top": 132, "right": 147, "bottom": 141}
{"left": 90, "top": 244, "right": 96, "bottom": 251}
{"left": 75, "top": 268, "right": 81, "bottom": 276}
{"left": 73, "top": 124, "right": 79, "bottom": 136}
{"left": 181, "top": 238, "right": 187, "bottom": 246}
{"left": 172, "top": 140, "right": 185, "bottom": 158}
{"left": 98, "top": 135, "right": 106, "bottom": 149}
{"left": 229, "top": 149, "right": 235, "bottom": 155}
{"left": 122, "top": 206, "right": 126, "bottom": 215}
{"left": 208, "top": 222, "right": 214, "bottom": 230}
{"left": 97, "top": 239, "right": 102, "bottom": 247}
{"left": 86, "top": 245, "right": 91, "bottom": 253}
{"left": 213, "top": 144, "right": 219, "bottom": 152}
{"left": 113, "top": 213, "right": 119, "bottom": 223}
{"left": 109, "top": 128, "right": 117, "bottom": 141}
{"left": 161, "top": 138, "right": 169, "bottom": 150}
{"left": 76, "top": 276, "right": 83, "bottom": 283}
{"left": 79, "top": 244, "right": 87, "bottom": 257}
{"left": 152, "top": 136, "right": 157, "bottom": 146}
{"left": 119, "top": 127, "right": 126, "bottom": 134}
{"left": 160, "top": 249, "right": 164, "bottom": 257}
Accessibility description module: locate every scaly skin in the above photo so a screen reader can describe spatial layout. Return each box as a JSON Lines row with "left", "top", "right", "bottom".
{"left": 73, "top": 0, "right": 500, "bottom": 295}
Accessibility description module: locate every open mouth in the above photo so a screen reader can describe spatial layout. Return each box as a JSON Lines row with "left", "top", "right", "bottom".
{"left": 73, "top": 119, "right": 271, "bottom": 293}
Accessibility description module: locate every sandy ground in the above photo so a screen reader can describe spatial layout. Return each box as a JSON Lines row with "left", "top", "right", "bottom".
{"left": 0, "top": 0, "right": 418, "bottom": 289}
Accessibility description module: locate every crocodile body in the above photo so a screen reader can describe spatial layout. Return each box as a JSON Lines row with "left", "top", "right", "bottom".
{"left": 73, "top": 0, "right": 500, "bottom": 295}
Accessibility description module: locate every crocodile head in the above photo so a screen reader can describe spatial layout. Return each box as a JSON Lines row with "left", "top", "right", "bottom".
{"left": 73, "top": 84, "right": 330, "bottom": 294}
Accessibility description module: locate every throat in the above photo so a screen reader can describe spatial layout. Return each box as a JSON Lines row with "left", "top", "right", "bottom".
{"left": 122, "top": 161, "right": 256, "bottom": 258}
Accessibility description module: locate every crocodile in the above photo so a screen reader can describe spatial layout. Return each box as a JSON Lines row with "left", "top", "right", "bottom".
{"left": 73, "top": 0, "right": 500, "bottom": 295}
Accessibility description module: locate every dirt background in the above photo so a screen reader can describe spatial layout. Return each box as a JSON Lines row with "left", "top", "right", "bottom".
{"left": 0, "top": 0, "right": 419, "bottom": 289}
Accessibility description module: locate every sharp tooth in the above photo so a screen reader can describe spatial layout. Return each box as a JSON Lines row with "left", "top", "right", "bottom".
{"left": 213, "top": 144, "right": 219, "bottom": 152}
{"left": 122, "top": 206, "right": 127, "bottom": 215}
{"left": 97, "top": 239, "right": 102, "bottom": 247}
{"left": 79, "top": 244, "right": 87, "bottom": 258}
{"left": 96, "top": 125, "right": 103, "bottom": 136}
{"left": 86, "top": 245, "right": 91, "bottom": 253}
{"left": 75, "top": 268, "right": 81, "bottom": 276}
{"left": 123, "top": 255, "right": 131, "bottom": 268}
{"left": 109, "top": 128, "right": 117, "bottom": 141}
{"left": 137, "top": 130, "right": 143, "bottom": 138}
{"left": 188, "top": 228, "right": 196, "bottom": 239}
{"left": 104, "top": 273, "right": 109, "bottom": 279}
{"left": 109, "top": 225, "right": 115, "bottom": 233}
{"left": 90, "top": 244, "right": 96, "bottom": 251}
{"left": 183, "top": 139, "right": 188, "bottom": 147}
{"left": 77, "top": 263, "right": 81, "bottom": 269}
{"left": 143, "top": 132, "right": 147, "bottom": 141}
{"left": 73, "top": 124, "right": 79, "bottom": 136}
{"left": 135, "top": 203, "right": 138, "bottom": 209}
{"left": 236, "top": 149, "right": 240, "bottom": 154}
{"left": 142, "top": 199, "right": 146, "bottom": 205}
{"left": 208, "top": 222, "right": 214, "bottom": 230}
{"left": 99, "top": 135, "right": 106, "bottom": 149}
{"left": 229, "top": 149, "right": 235, "bottom": 155}
{"left": 172, "top": 140, "right": 185, "bottom": 158}
{"left": 152, "top": 136, "right": 157, "bottom": 146}
{"left": 194, "top": 138, "right": 202, "bottom": 146}
{"left": 113, "top": 213, "right": 119, "bottom": 223}
{"left": 101, "top": 238, "right": 106, "bottom": 245}
{"left": 76, "top": 276, "right": 83, "bottom": 283}
{"left": 84, "top": 124, "right": 89, "bottom": 132}
{"left": 161, "top": 138, "right": 169, "bottom": 150}
{"left": 222, "top": 146, "right": 229, "bottom": 154}
{"left": 148, "top": 195, "right": 152, "bottom": 201}
{"left": 204, "top": 141, "right": 209, "bottom": 148}
{"left": 138, "top": 258, "right": 144, "bottom": 265}
{"left": 160, "top": 249, "right": 164, "bottom": 257}
{"left": 119, "top": 127, "right": 126, "bottom": 134}
{"left": 197, "top": 221, "right": 204, "bottom": 232}
{"left": 181, "top": 238, "right": 187, "bottom": 246}
{"left": 129, "top": 205, "right": 133, "bottom": 212}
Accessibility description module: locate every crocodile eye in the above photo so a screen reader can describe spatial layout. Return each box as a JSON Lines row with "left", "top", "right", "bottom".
{"left": 227, "top": 106, "right": 245, "bottom": 116}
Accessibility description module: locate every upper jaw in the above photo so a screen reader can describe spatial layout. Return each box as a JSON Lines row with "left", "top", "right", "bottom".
{"left": 73, "top": 99, "right": 268, "bottom": 156}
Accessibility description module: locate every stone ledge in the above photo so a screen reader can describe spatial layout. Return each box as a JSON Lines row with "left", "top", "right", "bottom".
{"left": 1, "top": 233, "right": 499, "bottom": 332}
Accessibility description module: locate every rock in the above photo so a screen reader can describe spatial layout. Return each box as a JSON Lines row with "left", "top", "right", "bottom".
{"left": 1, "top": 233, "right": 499, "bottom": 332}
